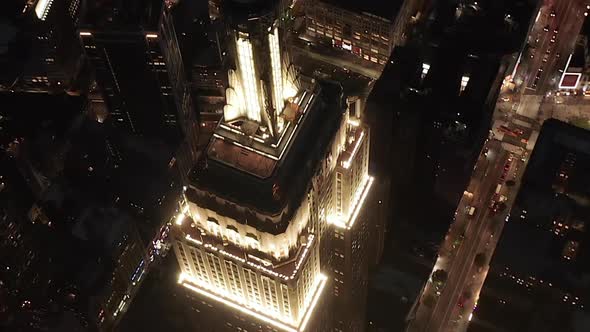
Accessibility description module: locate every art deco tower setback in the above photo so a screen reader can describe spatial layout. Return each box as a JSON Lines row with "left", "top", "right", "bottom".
{"left": 172, "top": 1, "right": 374, "bottom": 331}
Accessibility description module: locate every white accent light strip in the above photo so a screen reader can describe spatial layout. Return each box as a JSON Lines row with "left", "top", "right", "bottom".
{"left": 185, "top": 235, "right": 202, "bottom": 245}
{"left": 291, "top": 235, "right": 314, "bottom": 278}
{"left": 558, "top": 53, "right": 581, "bottom": 89}
{"left": 328, "top": 176, "right": 374, "bottom": 230}
{"left": 213, "top": 133, "right": 279, "bottom": 160}
{"left": 277, "top": 94, "right": 315, "bottom": 161}
{"left": 298, "top": 274, "right": 327, "bottom": 331}
{"left": 180, "top": 274, "right": 297, "bottom": 332}
{"left": 179, "top": 273, "right": 327, "bottom": 332}
{"left": 343, "top": 130, "right": 365, "bottom": 169}
{"left": 346, "top": 176, "right": 374, "bottom": 229}
{"left": 35, "top": 0, "right": 54, "bottom": 21}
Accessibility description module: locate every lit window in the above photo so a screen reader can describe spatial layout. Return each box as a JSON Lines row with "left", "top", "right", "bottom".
{"left": 246, "top": 233, "right": 260, "bottom": 250}
{"left": 226, "top": 225, "right": 240, "bottom": 245}
{"left": 208, "top": 218, "right": 221, "bottom": 236}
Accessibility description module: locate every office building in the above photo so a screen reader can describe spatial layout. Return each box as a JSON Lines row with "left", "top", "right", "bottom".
{"left": 73, "top": 2, "right": 201, "bottom": 328}
{"left": 298, "top": 0, "right": 398, "bottom": 68}
{"left": 0, "top": 94, "right": 161, "bottom": 331}
{"left": 1, "top": 0, "right": 85, "bottom": 93}
{"left": 159, "top": 1, "right": 203, "bottom": 183}
{"left": 77, "top": 0, "right": 203, "bottom": 184}
{"left": 469, "top": 119, "right": 590, "bottom": 332}
{"left": 171, "top": 0, "right": 375, "bottom": 331}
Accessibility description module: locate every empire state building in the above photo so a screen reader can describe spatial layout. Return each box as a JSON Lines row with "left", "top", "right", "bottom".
{"left": 172, "top": 1, "right": 375, "bottom": 331}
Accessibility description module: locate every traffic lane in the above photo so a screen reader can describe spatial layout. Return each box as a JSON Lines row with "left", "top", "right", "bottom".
{"left": 471, "top": 141, "right": 502, "bottom": 190}
{"left": 525, "top": 14, "right": 556, "bottom": 89}
{"left": 447, "top": 142, "right": 500, "bottom": 248}
{"left": 443, "top": 144, "right": 505, "bottom": 267}
{"left": 408, "top": 144, "right": 505, "bottom": 332}
{"left": 521, "top": 6, "right": 583, "bottom": 91}
{"left": 451, "top": 141, "right": 500, "bottom": 225}
{"left": 426, "top": 151, "right": 507, "bottom": 332}
{"left": 430, "top": 205, "right": 494, "bottom": 332}
{"left": 536, "top": 10, "right": 584, "bottom": 89}
{"left": 450, "top": 154, "right": 529, "bottom": 331}
{"left": 435, "top": 162, "right": 506, "bottom": 330}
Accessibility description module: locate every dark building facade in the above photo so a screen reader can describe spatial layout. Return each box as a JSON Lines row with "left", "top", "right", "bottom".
{"left": 469, "top": 119, "right": 590, "bottom": 332}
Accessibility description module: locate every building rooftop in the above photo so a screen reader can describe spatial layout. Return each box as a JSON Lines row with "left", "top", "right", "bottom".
{"left": 494, "top": 119, "right": 590, "bottom": 286}
{"left": 322, "top": 0, "right": 403, "bottom": 21}
{"left": 80, "top": 0, "right": 163, "bottom": 30}
{"left": 187, "top": 82, "right": 345, "bottom": 233}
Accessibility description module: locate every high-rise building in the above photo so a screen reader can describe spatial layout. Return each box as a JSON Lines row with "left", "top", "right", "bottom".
{"left": 0, "top": 93, "right": 166, "bottom": 332}
{"left": 77, "top": 0, "right": 201, "bottom": 184}
{"left": 298, "top": 0, "right": 399, "bottom": 68}
{"left": 0, "top": 0, "right": 83, "bottom": 94}
{"left": 159, "top": 1, "right": 203, "bottom": 183}
{"left": 171, "top": 0, "right": 375, "bottom": 331}
{"left": 468, "top": 119, "right": 590, "bottom": 332}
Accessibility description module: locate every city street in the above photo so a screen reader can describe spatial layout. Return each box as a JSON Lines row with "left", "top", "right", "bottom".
{"left": 446, "top": 156, "right": 527, "bottom": 332}
{"left": 514, "top": 0, "right": 584, "bottom": 94}
{"left": 405, "top": 136, "right": 515, "bottom": 332}
{"left": 405, "top": 2, "right": 589, "bottom": 331}
{"left": 406, "top": 95, "right": 535, "bottom": 332}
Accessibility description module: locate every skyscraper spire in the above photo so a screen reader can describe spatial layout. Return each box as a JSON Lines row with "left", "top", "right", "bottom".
{"left": 222, "top": 0, "right": 298, "bottom": 141}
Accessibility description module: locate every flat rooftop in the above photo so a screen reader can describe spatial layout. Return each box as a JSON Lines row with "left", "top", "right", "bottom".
{"left": 209, "top": 90, "right": 316, "bottom": 178}
{"left": 322, "top": 0, "right": 403, "bottom": 21}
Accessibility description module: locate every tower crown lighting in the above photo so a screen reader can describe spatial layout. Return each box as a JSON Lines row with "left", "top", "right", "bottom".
{"left": 223, "top": 2, "right": 298, "bottom": 142}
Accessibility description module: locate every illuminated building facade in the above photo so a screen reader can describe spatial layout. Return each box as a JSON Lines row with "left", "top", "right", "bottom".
{"left": 325, "top": 99, "right": 373, "bottom": 332}
{"left": 172, "top": 1, "right": 375, "bottom": 331}
{"left": 78, "top": 29, "right": 183, "bottom": 160}
{"left": 299, "top": 0, "right": 395, "bottom": 67}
